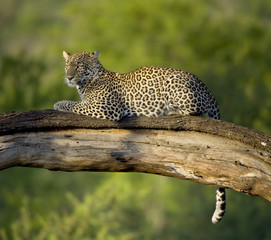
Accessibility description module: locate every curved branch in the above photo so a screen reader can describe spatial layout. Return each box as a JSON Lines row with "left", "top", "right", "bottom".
{"left": 0, "top": 110, "right": 271, "bottom": 201}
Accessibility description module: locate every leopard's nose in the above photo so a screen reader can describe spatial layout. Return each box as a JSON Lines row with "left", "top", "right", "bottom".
{"left": 66, "top": 76, "right": 74, "bottom": 81}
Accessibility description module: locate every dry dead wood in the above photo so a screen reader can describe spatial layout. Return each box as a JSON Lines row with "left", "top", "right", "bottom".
{"left": 0, "top": 110, "right": 270, "bottom": 201}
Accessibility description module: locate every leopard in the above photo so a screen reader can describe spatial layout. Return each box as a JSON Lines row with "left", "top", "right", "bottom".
{"left": 54, "top": 50, "right": 226, "bottom": 224}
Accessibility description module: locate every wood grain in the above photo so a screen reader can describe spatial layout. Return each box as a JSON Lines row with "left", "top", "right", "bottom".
{"left": 0, "top": 110, "right": 271, "bottom": 201}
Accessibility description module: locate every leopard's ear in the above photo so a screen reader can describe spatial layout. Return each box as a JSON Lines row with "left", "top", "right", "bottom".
{"left": 92, "top": 50, "right": 100, "bottom": 60}
{"left": 63, "top": 51, "right": 71, "bottom": 61}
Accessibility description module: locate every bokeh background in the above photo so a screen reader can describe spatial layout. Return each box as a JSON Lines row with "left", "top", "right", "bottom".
{"left": 1, "top": 0, "right": 271, "bottom": 239}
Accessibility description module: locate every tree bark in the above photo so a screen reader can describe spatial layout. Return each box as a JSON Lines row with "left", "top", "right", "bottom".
{"left": 0, "top": 110, "right": 271, "bottom": 201}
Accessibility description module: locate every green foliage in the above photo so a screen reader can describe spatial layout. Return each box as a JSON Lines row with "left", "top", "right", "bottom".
{"left": 0, "top": 0, "right": 271, "bottom": 239}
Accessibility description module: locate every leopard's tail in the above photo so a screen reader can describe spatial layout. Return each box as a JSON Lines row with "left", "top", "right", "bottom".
{"left": 212, "top": 188, "right": 226, "bottom": 224}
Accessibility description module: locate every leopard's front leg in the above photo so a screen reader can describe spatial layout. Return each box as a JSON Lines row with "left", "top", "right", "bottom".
{"left": 54, "top": 100, "right": 122, "bottom": 121}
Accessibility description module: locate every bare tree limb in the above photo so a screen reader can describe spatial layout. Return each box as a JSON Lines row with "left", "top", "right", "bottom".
{"left": 0, "top": 110, "right": 271, "bottom": 201}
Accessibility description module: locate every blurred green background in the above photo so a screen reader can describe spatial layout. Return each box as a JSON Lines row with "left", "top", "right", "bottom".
{"left": 0, "top": 0, "right": 271, "bottom": 239}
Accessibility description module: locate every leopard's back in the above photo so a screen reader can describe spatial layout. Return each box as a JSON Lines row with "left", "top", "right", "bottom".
{"left": 113, "top": 66, "right": 220, "bottom": 120}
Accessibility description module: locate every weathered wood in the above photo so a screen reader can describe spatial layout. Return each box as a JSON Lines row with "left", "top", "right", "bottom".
{"left": 0, "top": 110, "right": 271, "bottom": 201}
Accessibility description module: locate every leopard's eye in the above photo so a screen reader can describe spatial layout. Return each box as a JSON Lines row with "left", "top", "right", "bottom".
{"left": 76, "top": 63, "right": 85, "bottom": 70}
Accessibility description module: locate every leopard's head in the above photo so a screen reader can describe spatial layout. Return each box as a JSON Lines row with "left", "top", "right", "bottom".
{"left": 62, "top": 50, "right": 101, "bottom": 87}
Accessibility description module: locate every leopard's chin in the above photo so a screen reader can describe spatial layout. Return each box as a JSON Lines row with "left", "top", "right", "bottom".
{"left": 67, "top": 80, "right": 77, "bottom": 87}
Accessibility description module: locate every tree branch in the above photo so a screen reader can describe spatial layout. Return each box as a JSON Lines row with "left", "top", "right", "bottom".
{"left": 1, "top": 110, "right": 271, "bottom": 201}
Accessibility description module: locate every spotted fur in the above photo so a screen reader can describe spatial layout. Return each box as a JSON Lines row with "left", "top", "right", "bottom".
{"left": 54, "top": 50, "right": 226, "bottom": 223}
